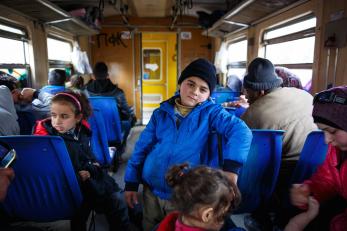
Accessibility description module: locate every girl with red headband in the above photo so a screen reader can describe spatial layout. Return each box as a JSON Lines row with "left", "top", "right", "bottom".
{"left": 33, "top": 90, "right": 136, "bottom": 231}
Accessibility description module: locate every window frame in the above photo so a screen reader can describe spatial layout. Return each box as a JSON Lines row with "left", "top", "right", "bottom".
{"left": 227, "top": 37, "right": 248, "bottom": 68}
{"left": 47, "top": 36, "right": 73, "bottom": 69}
{"left": 262, "top": 14, "right": 316, "bottom": 70}
{"left": 0, "top": 20, "right": 31, "bottom": 87}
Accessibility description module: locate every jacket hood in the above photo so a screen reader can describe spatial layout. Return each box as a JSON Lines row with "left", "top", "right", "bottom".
{"left": 86, "top": 79, "right": 118, "bottom": 94}
{"left": 0, "top": 85, "right": 18, "bottom": 120}
{"left": 34, "top": 118, "right": 92, "bottom": 139}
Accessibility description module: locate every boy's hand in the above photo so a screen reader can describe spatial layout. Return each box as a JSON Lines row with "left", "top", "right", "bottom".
{"left": 224, "top": 171, "right": 238, "bottom": 185}
{"left": 78, "top": 170, "right": 91, "bottom": 182}
{"left": 291, "top": 184, "right": 311, "bottom": 209}
{"left": 125, "top": 191, "right": 138, "bottom": 208}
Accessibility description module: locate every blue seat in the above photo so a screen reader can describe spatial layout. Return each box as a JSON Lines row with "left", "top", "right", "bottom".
{"left": 235, "top": 129, "right": 285, "bottom": 213}
{"left": 88, "top": 108, "right": 112, "bottom": 166}
{"left": 211, "top": 88, "right": 240, "bottom": 104}
{"left": 89, "top": 97, "right": 123, "bottom": 145}
{"left": 16, "top": 110, "right": 36, "bottom": 135}
{"left": 290, "top": 131, "right": 328, "bottom": 184}
{"left": 0, "top": 136, "right": 82, "bottom": 222}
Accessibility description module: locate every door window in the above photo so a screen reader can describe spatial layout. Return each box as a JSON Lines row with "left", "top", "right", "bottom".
{"left": 143, "top": 49, "right": 161, "bottom": 80}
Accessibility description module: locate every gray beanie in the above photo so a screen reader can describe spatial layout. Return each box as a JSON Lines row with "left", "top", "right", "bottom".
{"left": 243, "top": 58, "right": 283, "bottom": 91}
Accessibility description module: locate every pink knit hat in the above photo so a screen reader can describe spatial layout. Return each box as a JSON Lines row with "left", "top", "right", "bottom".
{"left": 312, "top": 86, "right": 347, "bottom": 131}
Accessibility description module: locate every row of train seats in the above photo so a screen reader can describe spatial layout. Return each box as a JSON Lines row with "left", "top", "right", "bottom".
{"left": 208, "top": 130, "right": 328, "bottom": 214}
{"left": 211, "top": 88, "right": 240, "bottom": 104}
{"left": 0, "top": 130, "right": 327, "bottom": 222}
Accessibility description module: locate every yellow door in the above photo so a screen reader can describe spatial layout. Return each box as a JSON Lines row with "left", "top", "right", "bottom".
{"left": 142, "top": 33, "right": 177, "bottom": 124}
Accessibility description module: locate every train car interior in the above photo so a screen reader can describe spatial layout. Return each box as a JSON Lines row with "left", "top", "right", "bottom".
{"left": 0, "top": 0, "right": 347, "bottom": 230}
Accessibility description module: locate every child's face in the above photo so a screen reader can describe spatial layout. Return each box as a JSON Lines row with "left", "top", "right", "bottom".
{"left": 317, "top": 123, "right": 347, "bottom": 151}
{"left": 179, "top": 76, "right": 210, "bottom": 107}
{"left": 51, "top": 102, "right": 82, "bottom": 133}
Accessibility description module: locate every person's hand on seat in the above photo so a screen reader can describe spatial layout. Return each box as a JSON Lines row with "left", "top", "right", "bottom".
{"left": 78, "top": 170, "right": 91, "bottom": 182}
{"left": 125, "top": 191, "right": 139, "bottom": 208}
{"left": 0, "top": 168, "right": 15, "bottom": 201}
{"left": 20, "top": 88, "right": 37, "bottom": 103}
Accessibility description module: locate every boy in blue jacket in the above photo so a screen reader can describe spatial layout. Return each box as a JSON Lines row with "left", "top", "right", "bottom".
{"left": 124, "top": 58, "right": 252, "bottom": 231}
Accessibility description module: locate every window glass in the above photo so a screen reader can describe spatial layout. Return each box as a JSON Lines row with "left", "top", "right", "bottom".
{"left": 226, "top": 39, "right": 247, "bottom": 85}
{"left": 227, "top": 40, "right": 247, "bottom": 63}
{"left": 264, "top": 16, "right": 316, "bottom": 92}
{"left": 265, "top": 37, "right": 315, "bottom": 64}
{"left": 0, "top": 37, "right": 29, "bottom": 64}
{"left": 143, "top": 49, "right": 161, "bottom": 80}
{"left": 264, "top": 17, "right": 316, "bottom": 40}
{"left": 0, "top": 22, "right": 30, "bottom": 87}
{"left": 47, "top": 38, "right": 72, "bottom": 62}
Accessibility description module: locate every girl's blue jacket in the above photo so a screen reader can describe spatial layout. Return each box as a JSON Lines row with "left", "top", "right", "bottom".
{"left": 124, "top": 96, "right": 252, "bottom": 199}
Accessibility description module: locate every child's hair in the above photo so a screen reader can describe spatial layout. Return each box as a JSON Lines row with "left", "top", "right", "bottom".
{"left": 70, "top": 74, "right": 84, "bottom": 89}
{"left": 51, "top": 90, "right": 92, "bottom": 119}
{"left": 166, "top": 163, "right": 241, "bottom": 222}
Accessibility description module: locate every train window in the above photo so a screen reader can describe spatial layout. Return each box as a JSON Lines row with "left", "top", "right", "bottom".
{"left": 263, "top": 16, "right": 316, "bottom": 91}
{"left": 0, "top": 21, "right": 30, "bottom": 87}
{"left": 227, "top": 39, "right": 247, "bottom": 79}
{"left": 143, "top": 49, "right": 161, "bottom": 80}
{"left": 47, "top": 37, "right": 72, "bottom": 76}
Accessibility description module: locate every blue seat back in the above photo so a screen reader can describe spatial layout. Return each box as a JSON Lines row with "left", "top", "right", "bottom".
{"left": 0, "top": 136, "right": 82, "bottom": 222}
{"left": 89, "top": 97, "right": 122, "bottom": 144}
{"left": 17, "top": 110, "right": 36, "bottom": 135}
{"left": 236, "top": 129, "right": 284, "bottom": 213}
{"left": 88, "top": 108, "right": 111, "bottom": 165}
{"left": 211, "top": 89, "right": 240, "bottom": 104}
{"left": 290, "top": 131, "right": 328, "bottom": 184}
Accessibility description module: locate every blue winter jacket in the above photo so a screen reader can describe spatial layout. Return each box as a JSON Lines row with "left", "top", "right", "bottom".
{"left": 40, "top": 85, "right": 66, "bottom": 95}
{"left": 124, "top": 96, "right": 252, "bottom": 199}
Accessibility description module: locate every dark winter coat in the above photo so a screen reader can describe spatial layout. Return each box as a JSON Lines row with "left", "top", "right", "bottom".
{"left": 33, "top": 119, "right": 119, "bottom": 201}
{"left": 86, "top": 79, "right": 135, "bottom": 123}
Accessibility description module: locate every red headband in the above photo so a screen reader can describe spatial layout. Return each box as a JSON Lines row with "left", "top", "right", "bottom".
{"left": 55, "top": 92, "right": 82, "bottom": 112}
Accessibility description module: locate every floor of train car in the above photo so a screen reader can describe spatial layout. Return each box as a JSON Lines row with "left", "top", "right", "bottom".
{"left": 12, "top": 126, "right": 247, "bottom": 230}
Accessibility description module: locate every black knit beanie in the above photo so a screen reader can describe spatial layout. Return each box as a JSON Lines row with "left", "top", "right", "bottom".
{"left": 243, "top": 58, "right": 283, "bottom": 91}
{"left": 313, "top": 86, "right": 347, "bottom": 132}
{"left": 178, "top": 58, "right": 217, "bottom": 92}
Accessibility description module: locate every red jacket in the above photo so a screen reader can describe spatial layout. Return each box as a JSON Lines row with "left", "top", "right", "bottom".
{"left": 304, "top": 145, "right": 347, "bottom": 231}
{"left": 34, "top": 118, "right": 90, "bottom": 136}
{"left": 156, "top": 212, "right": 205, "bottom": 231}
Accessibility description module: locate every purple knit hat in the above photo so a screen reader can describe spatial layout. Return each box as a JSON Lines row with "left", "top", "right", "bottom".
{"left": 312, "top": 86, "right": 347, "bottom": 131}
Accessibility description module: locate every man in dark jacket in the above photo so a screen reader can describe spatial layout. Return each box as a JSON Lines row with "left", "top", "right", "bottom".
{"left": 86, "top": 62, "right": 136, "bottom": 153}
